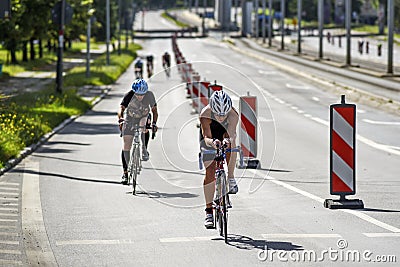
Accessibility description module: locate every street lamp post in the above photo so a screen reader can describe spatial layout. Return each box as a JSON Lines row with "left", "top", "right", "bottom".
{"left": 106, "top": 0, "right": 110, "bottom": 65}
{"left": 56, "top": 0, "right": 66, "bottom": 93}
{"left": 318, "top": 0, "right": 324, "bottom": 59}
{"left": 297, "top": 0, "right": 302, "bottom": 54}
{"left": 387, "top": 0, "right": 394, "bottom": 74}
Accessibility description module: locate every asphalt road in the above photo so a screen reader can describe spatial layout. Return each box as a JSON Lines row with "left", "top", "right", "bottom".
{"left": 0, "top": 10, "right": 399, "bottom": 266}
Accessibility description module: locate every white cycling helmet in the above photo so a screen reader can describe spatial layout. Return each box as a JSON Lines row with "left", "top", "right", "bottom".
{"left": 209, "top": 90, "right": 232, "bottom": 116}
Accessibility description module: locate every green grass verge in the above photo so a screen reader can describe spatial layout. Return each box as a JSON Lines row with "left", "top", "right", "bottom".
{"left": 161, "top": 11, "right": 190, "bottom": 28}
{"left": 0, "top": 88, "right": 91, "bottom": 169}
{"left": 64, "top": 43, "right": 141, "bottom": 87}
{"left": 0, "top": 43, "right": 142, "bottom": 169}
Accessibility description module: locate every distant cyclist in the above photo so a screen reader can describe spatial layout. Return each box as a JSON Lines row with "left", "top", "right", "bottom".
{"left": 199, "top": 89, "right": 239, "bottom": 228}
{"left": 146, "top": 54, "right": 154, "bottom": 78}
{"left": 133, "top": 56, "right": 144, "bottom": 79}
{"left": 162, "top": 51, "right": 171, "bottom": 77}
{"left": 117, "top": 79, "right": 158, "bottom": 185}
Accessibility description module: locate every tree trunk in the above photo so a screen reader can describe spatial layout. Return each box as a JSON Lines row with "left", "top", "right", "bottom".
{"left": 30, "top": 38, "right": 35, "bottom": 60}
{"left": 39, "top": 39, "right": 43, "bottom": 58}
{"left": 10, "top": 48, "right": 18, "bottom": 64}
{"left": 22, "top": 41, "right": 28, "bottom": 62}
{"left": 47, "top": 40, "right": 52, "bottom": 52}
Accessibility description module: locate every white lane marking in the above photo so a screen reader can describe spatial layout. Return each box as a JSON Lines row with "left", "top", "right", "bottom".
{"left": 363, "top": 233, "right": 400, "bottom": 237}
{"left": 269, "top": 92, "right": 399, "bottom": 155}
{"left": 258, "top": 117, "right": 274, "bottom": 122}
{"left": 0, "top": 213, "right": 18, "bottom": 217}
{"left": 0, "top": 259, "right": 23, "bottom": 265}
{"left": 286, "top": 83, "right": 310, "bottom": 90}
{"left": 0, "top": 203, "right": 18, "bottom": 206}
{"left": 248, "top": 170, "right": 400, "bottom": 233}
{"left": 160, "top": 236, "right": 218, "bottom": 243}
{"left": 308, "top": 116, "right": 400, "bottom": 156}
{"left": 291, "top": 106, "right": 299, "bottom": 110}
{"left": 0, "top": 219, "right": 18, "bottom": 222}
{"left": 357, "top": 109, "right": 366, "bottom": 113}
{"left": 262, "top": 234, "right": 341, "bottom": 239}
{"left": 0, "top": 225, "right": 17, "bottom": 229}
{"left": 0, "top": 208, "right": 18, "bottom": 212}
{"left": 0, "top": 192, "right": 19, "bottom": 196}
{"left": 312, "top": 97, "right": 320, "bottom": 102}
{"left": 22, "top": 159, "right": 58, "bottom": 265}
{"left": 0, "top": 249, "right": 22, "bottom": 255}
{"left": 258, "top": 70, "right": 279, "bottom": 75}
{"left": 0, "top": 187, "right": 19, "bottom": 191}
{"left": 0, "top": 232, "right": 19, "bottom": 236}
{"left": 56, "top": 239, "right": 135, "bottom": 246}
{"left": 297, "top": 110, "right": 305, "bottom": 114}
{"left": 0, "top": 240, "right": 19, "bottom": 245}
{"left": 0, "top": 197, "right": 19, "bottom": 201}
{"left": 363, "top": 119, "right": 400, "bottom": 125}
{"left": 0, "top": 183, "right": 19, "bottom": 187}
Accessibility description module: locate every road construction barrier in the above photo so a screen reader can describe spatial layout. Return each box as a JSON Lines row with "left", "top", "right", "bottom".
{"left": 239, "top": 94, "right": 260, "bottom": 169}
{"left": 190, "top": 73, "right": 201, "bottom": 111}
{"left": 197, "top": 81, "right": 210, "bottom": 113}
{"left": 324, "top": 95, "right": 364, "bottom": 209}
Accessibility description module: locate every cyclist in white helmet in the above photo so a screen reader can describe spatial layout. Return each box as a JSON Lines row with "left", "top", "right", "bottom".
{"left": 199, "top": 88, "right": 239, "bottom": 229}
{"left": 117, "top": 78, "right": 158, "bottom": 185}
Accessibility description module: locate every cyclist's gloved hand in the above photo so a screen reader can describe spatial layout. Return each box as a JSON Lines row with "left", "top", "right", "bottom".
{"left": 222, "top": 138, "right": 231, "bottom": 148}
{"left": 212, "top": 139, "right": 221, "bottom": 149}
{"left": 118, "top": 119, "right": 125, "bottom": 131}
{"left": 152, "top": 122, "right": 158, "bottom": 132}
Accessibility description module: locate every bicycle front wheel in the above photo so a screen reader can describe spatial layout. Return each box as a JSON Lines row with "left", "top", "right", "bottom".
{"left": 132, "top": 145, "right": 140, "bottom": 195}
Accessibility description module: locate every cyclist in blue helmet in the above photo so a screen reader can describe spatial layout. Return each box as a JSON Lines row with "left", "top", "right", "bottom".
{"left": 117, "top": 78, "right": 158, "bottom": 185}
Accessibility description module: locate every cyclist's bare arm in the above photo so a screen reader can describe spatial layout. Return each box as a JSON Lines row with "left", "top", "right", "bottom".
{"left": 118, "top": 105, "right": 126, "bottom": 131}
{"left": 151, "top": 105, "right": 158, "bottom": 132}
{"left": 200, "top": 108, "right": 215, "bottom": 148}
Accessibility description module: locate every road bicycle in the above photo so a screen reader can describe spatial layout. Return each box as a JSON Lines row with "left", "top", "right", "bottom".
{"left": 147, "top": 62, "right": 154, "bottom": 78}
{"left": 127, "top": 124, "right": 144, "bottom": 195}
{"left": 124, "top": 119, "right": 156, "bottom": 195}
{"left": 162, "top": 63, "right": 171, "bottom": 77}
{"left": 199, "top": 144, "right": 243, "bottom": 243}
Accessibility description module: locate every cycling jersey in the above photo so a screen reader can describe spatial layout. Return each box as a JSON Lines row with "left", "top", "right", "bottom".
{"left": 121, "top": 90, "right": 156, "bottom": 120}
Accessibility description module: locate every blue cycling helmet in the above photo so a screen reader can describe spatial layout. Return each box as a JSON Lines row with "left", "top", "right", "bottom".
{"left": 131, "top": 79, "right": 148, "bottom": 95}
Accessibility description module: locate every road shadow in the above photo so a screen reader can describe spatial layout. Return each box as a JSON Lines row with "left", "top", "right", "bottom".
{"left": 142, "top": 166, "right": 203, "bottom": 176}
{"left": 59, "top": 120, "right": 119, "bottom": 135}
{"left": 32, "top": 154, "right": 120, "bottom": 167}
{"left": 357, "top": 207, "right": 400, "bottom": 213}
{"left": 14, "top": 169, "right": 120, "bottom": 185}
{"left": 211, "top": 234, "right": 303, "bottom": 251}
{"left": 133, "top": 190, "right": 199, "bottom": 199}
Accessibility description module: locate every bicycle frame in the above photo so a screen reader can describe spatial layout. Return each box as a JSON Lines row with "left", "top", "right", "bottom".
{"left": 199, "top": 145, "right": 243, "bottom": 243}
{"left": 128, "top": 124, "right": 144, "bottom": 195}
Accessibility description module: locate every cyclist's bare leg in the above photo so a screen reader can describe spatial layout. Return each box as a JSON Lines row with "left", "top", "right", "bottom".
{"left": 122, "top": 135, "right": 134, "bottom": 166}
{"left": 203, "top": 160, "right": 216, "bottom": 209}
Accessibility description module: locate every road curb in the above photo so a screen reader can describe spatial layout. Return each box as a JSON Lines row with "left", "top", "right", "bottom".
{"left": 0, "top": 87, "right": 110, "bottom": 177}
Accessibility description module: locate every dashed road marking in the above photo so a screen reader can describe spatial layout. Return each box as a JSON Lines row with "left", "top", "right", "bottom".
{"left": 363, "top": 119, "right": 400, "bottom": 126}
{"left": 363, "top": 233, "right": 400, "bottom": 237}
{"left": 261, "top": 234, "right": 341, "bottom": 239}
{"left": 159, "top": 236, "right": 218, "bottom": 243}
{"left": 56, "top": 239, "right": 135, "bottom": 246}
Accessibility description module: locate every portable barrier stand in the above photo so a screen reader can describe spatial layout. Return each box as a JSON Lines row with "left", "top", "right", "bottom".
{"left": 324, "top": 95, "right": 364, "bottom": 209}
{"left": 239, "top": 93, "right": 260, "bottom": 169}
{"left": 191, "top": 73, "right": 201, "bottom": 112}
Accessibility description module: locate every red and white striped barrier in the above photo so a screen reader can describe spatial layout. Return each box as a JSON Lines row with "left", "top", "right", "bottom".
{"left": 197, "top": 81, "right": 210, "bottom": 113}
{"left": 239, "top": 94, "right": 260, "bottom": 169}
{"left": 191, "top": 73, "right": 201, "bottom": 111}
{"left": 324, "top": 95, "right": 363, "bottom": 209}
